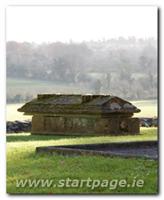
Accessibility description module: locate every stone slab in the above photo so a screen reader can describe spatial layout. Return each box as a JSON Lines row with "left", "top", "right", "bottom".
{"left": 36, "top": 141, "right": 158, "bottom": 160}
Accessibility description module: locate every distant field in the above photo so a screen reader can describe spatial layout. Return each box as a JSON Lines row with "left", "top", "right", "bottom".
{"left": 7, "top": 104, "right": 31, "bottom": 121}
{"left": 7, "top": 78, "right": 52, "bottom": 87}
{"left": 7, "top": 78, "right": 90, "bottom": 98}
{"left": 7, "top": 78, "right": 157, "bottom": 120}
{"left": 7, "top": 100, "right": 157, "bottom": 121}
{"left": 132, "top": 100, "right": 157, "bottom": 118}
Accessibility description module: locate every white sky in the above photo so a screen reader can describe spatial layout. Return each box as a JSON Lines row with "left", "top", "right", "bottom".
{"left": 6, "top": 6, "right": 157, "bottom": 43}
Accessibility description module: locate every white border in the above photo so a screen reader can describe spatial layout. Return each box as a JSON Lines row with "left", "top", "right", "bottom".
{"left": 0, "top": 0, "right": 163, "bottom": 199}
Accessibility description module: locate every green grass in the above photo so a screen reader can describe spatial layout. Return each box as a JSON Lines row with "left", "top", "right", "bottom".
{"left": 7, "top": 128, "right": 158, "bottom": 194}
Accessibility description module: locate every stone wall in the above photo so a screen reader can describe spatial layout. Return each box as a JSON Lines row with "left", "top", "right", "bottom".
{"left": 31, "top": 114, "right": 140, "bottom": 135}
{"left": 6, "top": 117, "right": 157, "bottom": 134}
{"left": 7, "top": 120, "right": 31, "bottom": 133}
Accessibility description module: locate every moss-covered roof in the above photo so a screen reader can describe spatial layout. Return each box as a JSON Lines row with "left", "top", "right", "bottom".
{"left": 18, "top": 94, "right": 140, "bottom": 115}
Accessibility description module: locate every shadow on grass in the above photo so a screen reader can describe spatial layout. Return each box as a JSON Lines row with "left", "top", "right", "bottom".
{"left": 7, "top": 132, "right": 113, "bottom": 143}
{"left": 6, "top": 134, "right": 78, "bottom": 142}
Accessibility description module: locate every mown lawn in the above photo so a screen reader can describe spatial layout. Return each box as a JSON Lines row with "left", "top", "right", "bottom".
{"left": 7, "top": 128, "right": 158, "bottom": 194}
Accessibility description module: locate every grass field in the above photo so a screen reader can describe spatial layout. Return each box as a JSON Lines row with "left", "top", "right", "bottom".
{"left": 131, "top": 100, "right": 157, "bottom": 118}
{"left": 7, "top": 128, "right": 158, "bottom": 194}
{"left": 7, "top": 99, "right": 157, "bottom": 121}
{"left": 7, "top": 78, "right": 86, "bottom": 90}
{"left": 7, "top": 78, "right": 90, "bottom": 101}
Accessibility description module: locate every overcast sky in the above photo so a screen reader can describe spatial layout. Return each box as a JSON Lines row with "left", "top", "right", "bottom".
{"left": 6, "top": 6, "right": 157, "bottom": 43}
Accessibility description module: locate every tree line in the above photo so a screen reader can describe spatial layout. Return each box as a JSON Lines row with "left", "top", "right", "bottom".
{"left": 7, "top": 37, "right": 157, "bottom": 102}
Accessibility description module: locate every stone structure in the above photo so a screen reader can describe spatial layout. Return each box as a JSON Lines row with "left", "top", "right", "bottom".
{"left": 7, "top": 120, "right": 31, "bottom": 133}
{"left": 36, "top": 141, "right": 158, "bottom": 160}
{"left": 18, "top": 94, "right": 141, "bottom": 135}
